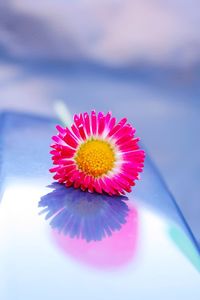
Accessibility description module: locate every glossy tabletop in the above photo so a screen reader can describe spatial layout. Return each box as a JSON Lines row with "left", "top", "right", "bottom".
{"left": 0, "top": 111, "right": 199, "bottom": 300}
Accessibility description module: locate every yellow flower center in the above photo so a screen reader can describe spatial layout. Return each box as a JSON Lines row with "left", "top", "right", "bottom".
{"left": 75, "top": 139, "right": 115, "bottom": 177}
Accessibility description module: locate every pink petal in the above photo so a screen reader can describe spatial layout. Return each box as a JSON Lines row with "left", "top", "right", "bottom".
{"left": 107, "top": 117, "right": 116, "bottom": 131}
{"left": 98, "top": 112, "right": 105, "bottom": 135}
{"left": 91, "top": 110, "right": 97, "bottom": 135}
{"left": 63, "top": 133, "right": 78, "bottom": 149}
{"left": 83, "top": 112, "right": 91, "bottom": 136}
{"left": 118, "top": 138, "right": 139, "bottom": 150}
{"left": 56, "top": 125, "right": 66, "bottom": 134}
{"left": 94, "top": 178, "right": 102, "bottom": 193}
{"left": 107, "top": 118, "right": 127, "bottom": 138}
{"left": 71, "top": 124, "right": 81, "bottom": 139}
{"left": 105, "top": 111, "right": 112, "bottom": 126}
{"left": 77, "top": 124, "right": 87, "bottom": 140}
{"left": 112, "top": 125, "right": 135, "bottom": 140}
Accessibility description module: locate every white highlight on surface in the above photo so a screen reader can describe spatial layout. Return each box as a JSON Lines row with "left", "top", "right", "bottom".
{"left": 53, "top": 100, "right": 73, "bottom": 127}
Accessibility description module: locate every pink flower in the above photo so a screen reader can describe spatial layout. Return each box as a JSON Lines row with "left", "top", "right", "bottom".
{"left": 50, "top": 111, "right": 145, "bottom": 195}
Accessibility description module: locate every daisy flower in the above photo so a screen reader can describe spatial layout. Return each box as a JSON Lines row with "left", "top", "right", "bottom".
{"left": 50, "top": 110, "right": 145, "bottom": 195}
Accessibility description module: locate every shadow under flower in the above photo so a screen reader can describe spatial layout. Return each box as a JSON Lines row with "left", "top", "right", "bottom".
{"left": 39, "top": 183, "right": 139, "bottom": 269}
{"left": 39, "top": 182, "right": 130, "bottom": 242}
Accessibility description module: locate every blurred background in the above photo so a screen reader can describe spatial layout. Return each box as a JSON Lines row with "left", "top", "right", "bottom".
{"left": 0, "top": 0, "right": 199, "bottom": 241}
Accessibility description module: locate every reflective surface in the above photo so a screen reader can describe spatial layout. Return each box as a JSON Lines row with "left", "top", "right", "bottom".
{"left": 0, "top": 112, "right": 200, "bottom": 300}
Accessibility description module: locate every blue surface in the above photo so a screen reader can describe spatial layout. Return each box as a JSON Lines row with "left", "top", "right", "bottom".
{"left": 0, "top": 111, "right": 199, "bottom": 300}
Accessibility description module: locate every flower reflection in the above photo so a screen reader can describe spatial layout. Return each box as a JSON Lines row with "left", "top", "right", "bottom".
{"left": 39, "top": 182, "right": 130, "bottom": 242}
{"left": 39, "top": 183, "right": 138, "bottom": 269}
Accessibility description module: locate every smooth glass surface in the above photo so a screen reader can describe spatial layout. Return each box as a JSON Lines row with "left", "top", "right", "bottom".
{"left": 0, "top": 111, "right": 200, "bottom": 300}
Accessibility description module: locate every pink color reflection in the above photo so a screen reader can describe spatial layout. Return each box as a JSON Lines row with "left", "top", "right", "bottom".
{"left": 51, "top": 204, "right": 138, "bottom": 270}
